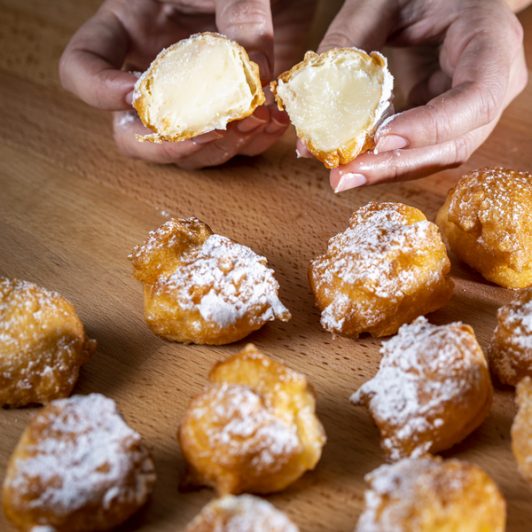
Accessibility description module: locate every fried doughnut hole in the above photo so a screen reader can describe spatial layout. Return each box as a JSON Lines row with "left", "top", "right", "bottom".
{"left": 512, "top": 377, "right": 532, "bottom": 483}
{"left": 0, "top": 277, "right": 95, "bottom": 407}
{"left": 185, "top": 495, "right": 299, "bottom": 532}
{"left": 179, "top": 344, "right": 326, "bottom": 494}
{"left": 129, "top": 217, "right": 290, "bottom": 345}
{"left": 352, "top": 317, "right": 492, "bottom": 460}
{"left": 133, "top": 32, "right": 265, "bottom": 143}
{"left": 356, "top": 456, "right": 505, "bottom": 532}
{"left": 309, "top": 202, "right": 453, "bottom": 338}
{"left": 2, "top": 394, "right": 156, "bottom": 531}
{"left": 436, "top": 167, "right": 532, "bottom": 288}
{"left": 271, "top": 48, "right": 393, "bottom": 168}
{"left": 490, "top": 288, "right": 532, "bottom": 386}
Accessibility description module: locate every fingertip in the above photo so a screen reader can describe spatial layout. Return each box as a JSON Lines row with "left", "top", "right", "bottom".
{"left": 295, "top": 139, "right": 312, "bottom": 158}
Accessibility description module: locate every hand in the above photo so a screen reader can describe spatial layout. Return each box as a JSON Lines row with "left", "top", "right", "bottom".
{"left": 59, "top": 0, "right": 315, "bottom": 169}
{"left": 303, "top": 0, "right": 527, "bottom": 192}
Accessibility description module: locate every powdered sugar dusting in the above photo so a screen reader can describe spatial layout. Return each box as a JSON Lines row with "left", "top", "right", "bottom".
{"left": 159, "top": 233, "right": 290, "bottom": 328}
{"left": 188, "top": 383, "right": 301, "bottom": 472}
{"left": 5, "top": 394, "right": 155, "bottom": 516}
{"left": 351, "top": 317, "right": 488, "bottom": 460}
{"left": 186, "top": 495, "right": 299, "bottom": 531}
{"left": 311, "top": 203, "right": 448, "bottom": 333}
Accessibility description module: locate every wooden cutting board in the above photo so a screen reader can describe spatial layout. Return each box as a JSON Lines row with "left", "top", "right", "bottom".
{"left": 0, "top": 2, "right": 531, "bottom": 530}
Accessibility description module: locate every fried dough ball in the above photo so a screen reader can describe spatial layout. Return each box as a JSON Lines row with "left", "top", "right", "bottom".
{"left": 179, "top": 344, "right": 326, "bottom": 494}
{"left": 512, "top": 377, "right": 532, "bottom": 483}
{"left": 356, "top": 456, "right": 506, "bottom": 532}
{"left": 185, "top": 495, "right": 298, "bottom": 532}
{"left": 271, "top": 48, "right": 393, "bottom": 168}
{"left": 351, "top": 317, "right": 492, "bottom": 460}
{"left": 129, "top": 217, "right": 291, "bottom": 345}
{"left": 309, "top": 202, "right": 453, "bottom": 338}
{"left": 436, "top": 167, "right": 532, "bottom": 288}
{"left": 2, "top": 394, "right": 156, "bottom": 531}
{"left": 0, "top": 277, "right": 96, "bottom": 407}
{"left": 490, "top": 288, "right": 532, "bottom": 386}
{"left": 133, "top": 32, "right": 264, "bottom": 143}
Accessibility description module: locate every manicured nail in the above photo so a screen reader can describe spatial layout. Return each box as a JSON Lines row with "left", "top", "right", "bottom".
{"left": 375, "top": 134, "right": 408, "bottom": 154}
{"left": 125, "top": 90, "right": 135, "bottom": 106}
{"left": 193, "top": 130, "right": 224, "bottom": 144}
{"left": 237, "top": 106, "right": 269, "bottom": 133}
{"left": 265, "top": 115, "right": 289, "bottom": 134}
{"left": 334, "top": 173, "right": 367, "bottom": 193}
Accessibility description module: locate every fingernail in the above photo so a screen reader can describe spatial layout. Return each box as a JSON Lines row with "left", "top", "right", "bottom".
{"left": 193, "top": 130, "right": 223, "bottom": 144}
{"left": 237, "top": 117, "right": 265, "bottom": 133}
{"left": 125, "top": 90, "right": 135, "bottom": 106}
{"left": 265, "top": 115, "right": 289, "bottom": 134}
{"left": 334, "top": 173, "right": 367, "bottom": 193}
{"left": 374, "top": 134, "right": 408, "bottom": 154}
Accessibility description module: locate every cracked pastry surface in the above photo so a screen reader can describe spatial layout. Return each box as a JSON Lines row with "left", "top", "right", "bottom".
{"left": 133, "top": 32, "right": 265, "bottom": 143}
{"left": 309, "top": 202, "right": 453, "bottom": 338}
{"left": 0, "top": 277, "right": 95, "bottom": 407}
{"left": 129, "top": 217, "right": 290, "bottom": 345}
{"left": 179, "top": 344, "right": 326, "bottom": 494}
{"left": 356, "top": 456, "right": 505, "bottom": 532}
{"left": 490, "top": 288, "right": 532, "bottom": 386}
{"left": 2, "top": 394, "right": 156, "bottom": 531}
{"left": 512, "top": 377, "right": 532, "bottom": 483}
{"left": 271, "top": 48, "right": 393, "bottom": 168}
{"left": 185, "top": 495, "right": 298, "bottom": 532}
{"left": 351, "top": 317, "right": 492, "bottom": 460}
{"left": 436, "top": 167, "right": 532, "bottom": 288}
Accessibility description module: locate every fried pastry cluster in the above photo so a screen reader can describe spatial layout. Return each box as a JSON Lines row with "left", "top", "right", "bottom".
{"left": 179, "top": 344, "right": 326, "bottom": 494}
{"left": 352, "top": 317, "right": 492, "bottom": 460}
{"left": 0, "top": 277, "right": 95, "bottom": 407}
{"left": 133, "top": 32, "right": 265, "bottom": 143}
{"left": 356, "top": 456, "right": 506, "bottom": 532}
{"left": 129, "top": 217, "right": 290, "bottom": 345}
{"left": 271, "top": 48, "right": 393, "bottom": 168}
{"left": 436, "top": 167, "right": 532, "bottom": 288}
{"left": 512, "top": 377, "right": 532, "bottom": 483}
{"left": 2, "top": 394, "right": 155, "bottom": 531}
{"left": 490, "top": 288, "right": 532, "bottom": 386}
{"left": 309, "top": 202, "right": 453, "bottom": 338}
{"left": 185, "top": 495, "right": 298, "bottom": 532}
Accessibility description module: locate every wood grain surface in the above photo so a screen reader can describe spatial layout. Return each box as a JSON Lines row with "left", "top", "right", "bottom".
{"left": 1, "top": 2, "right": 531, "bottom": 530}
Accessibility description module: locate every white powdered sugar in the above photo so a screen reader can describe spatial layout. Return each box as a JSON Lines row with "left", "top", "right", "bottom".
{"left": 189, "top": 383, "right": 301, "bottom": 472}
{"left": 500, "top": 290, "right": 532, "bottom": 351}
{"left": 160, "top": 234, "right": 290, "bottom": 328}
{"left": 351, "top": 317, "right": 486, "bottom": 460}
{"left": 6, "top": 394, "right": 155, "bottom": 516}
{"left": 186, "top": 495, "right": 299, "bottom": 532}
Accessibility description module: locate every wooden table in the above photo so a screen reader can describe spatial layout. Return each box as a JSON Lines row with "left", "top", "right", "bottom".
{"left": 1, "top": 2, "right": 531, "bottom": 530}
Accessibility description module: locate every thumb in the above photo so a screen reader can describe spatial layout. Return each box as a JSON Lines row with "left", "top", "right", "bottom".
{"left": 215, "top": 0, "right": 274, "bottom": 83}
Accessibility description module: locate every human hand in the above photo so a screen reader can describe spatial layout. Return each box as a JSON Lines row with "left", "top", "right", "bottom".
{"left": 59, "top": 0, "right": 315, "bottom": 168}
{"left": 300, "top": 0, "right": 527, "bottom": 192}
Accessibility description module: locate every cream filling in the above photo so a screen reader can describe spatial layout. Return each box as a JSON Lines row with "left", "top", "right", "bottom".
{"left": 276, "top": 52, "right": 392, "bottom": 153}
{"left": 141, "top": 37, "right": 254, "bottom": 136}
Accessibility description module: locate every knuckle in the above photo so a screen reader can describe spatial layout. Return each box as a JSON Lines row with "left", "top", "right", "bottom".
{"left": 477, "top": 84, "right": 500, "bottom": 124}
{"left": 221, "top": 1, "right": 269, "bottom": 33}
{"left": 451, "top": 136, "right": 472, "bottom": 165}
{"left": 424, "top": 102, "right": 452, "bottom": 145}
{"left": 320, "top": 30, "right": 352, "bottom": 51}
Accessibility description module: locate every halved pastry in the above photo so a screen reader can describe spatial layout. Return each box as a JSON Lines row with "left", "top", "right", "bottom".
{"left": 271, "top": 48, "right": 393, "bottom": 168}
{"left": 133, "top": 32, "right": 265, "bottom": 142}
{"left": 179, "top": 344, "right": 326, "bottom": 494}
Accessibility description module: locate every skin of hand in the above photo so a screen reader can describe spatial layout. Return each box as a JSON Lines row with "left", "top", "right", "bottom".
{"left": 59, "top": 0, "right": 315, "bottom": 169}
{"left": 297, "top": 0, "right": 528, "bottom": 192}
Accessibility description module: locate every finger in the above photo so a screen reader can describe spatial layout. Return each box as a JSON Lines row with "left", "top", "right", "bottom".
{"left": 407, "top": 70, "right": 452, "bottom": 107}
{"left": 318, "top": 0, "right": 395, "bottom": 52}
{"left": 215, "top": 0, "right": 274, "bottom": 82}
{"left": 59, "top": 5, "right": 136, "bottom": 110}
{"left": 113, "top": 111, "right": 222, "bottom": 163}
{"left": 295, "top": 139, "right": 313, "bottom": 159}
{"left": 375, "top": 8, "right": 523, "bottom": 152}
{"left": 331, "top": 120, "right": 497, "bottom": 192}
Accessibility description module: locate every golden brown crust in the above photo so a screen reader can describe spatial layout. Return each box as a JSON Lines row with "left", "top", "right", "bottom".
{"left": 309, "top": 202, "right": 453, "bottom": 338}
{"left": 436, "top": 167, "right": 532, "bottom": 288}
{"left": 129, "top": 218, "right": 290, "bottom": 345}
{"left": 490, "top": 288, "right": 532, "bottom": 386}
{"left": 352, "top": 317, "right": 493, "bottom": 460}
{"left": 0, "top": 277, "right": 95, "bottom": 407}
{"left": 133, "top": 32, "right": 265, "bottom": 143}
{"left": 2, "top": 394, "right": 156, "bottom": 531}
{"left": 271, "top": 49, "right": 392, "bottom": 168}
{"left": 178, "top": 344, "right": 326, "bottom": 494}
{"left": 512, "top": 377, "right": 532, "bottom": 483}
{"left": 357, "top": 456, "right": 506, "bottom": 532}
